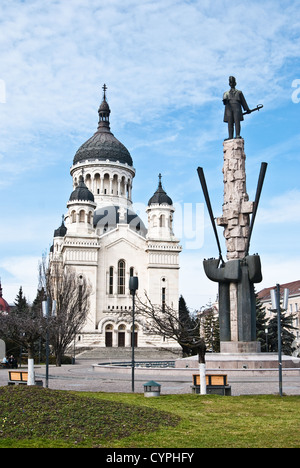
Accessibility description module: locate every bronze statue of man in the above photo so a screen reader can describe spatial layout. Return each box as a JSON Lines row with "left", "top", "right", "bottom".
{"left": 223, "top": 76, "right": 250, "bottom": 140}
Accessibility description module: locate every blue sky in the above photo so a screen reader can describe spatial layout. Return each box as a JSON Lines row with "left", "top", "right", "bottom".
{"left": 0, "top": 0, "right": 300, "bottom": 309}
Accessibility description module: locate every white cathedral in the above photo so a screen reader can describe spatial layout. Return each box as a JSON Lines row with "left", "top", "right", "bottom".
{"left": 50, "top": 86, "right": 182, "bottom": 350}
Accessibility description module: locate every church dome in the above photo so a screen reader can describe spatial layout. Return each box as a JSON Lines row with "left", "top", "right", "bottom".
{"left": 54, "top": 217, "right": 67, "bottom": 238}
{"left": 148, "top": 174, "right": 173, "bottom": 206}
{"left": 69, "top": 175, "right": 95, "bottom": 203}
{"left": 94, "top": 205, "right": 147, "bottom": 237}
{"left": 0, "top": 281, "right": 10, "bottom": 313}
{"left": 73, "top": 85, "right": 133, "bottom": 167}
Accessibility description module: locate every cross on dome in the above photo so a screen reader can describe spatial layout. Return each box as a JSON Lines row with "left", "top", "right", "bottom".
{"left": 102, "top": 83, "right": 107, "bottom": 100}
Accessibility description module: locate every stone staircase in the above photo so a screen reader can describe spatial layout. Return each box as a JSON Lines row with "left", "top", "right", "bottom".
{"left": 75, "top": 346, "right": 182, "bottom": 361}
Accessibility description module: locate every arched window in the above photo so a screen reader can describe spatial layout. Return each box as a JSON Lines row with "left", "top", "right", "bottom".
{"left": 118, "top": 260, "right": 125, "bottom": 295}
{"left": 118, "top": 324, "right": 126, "bottom": 347}
{"left": 131, "top": 324, "right": 138, "bottom": 348}
{"left": 79, "top": 210, "right": 85, "bottom": 223}
{"left": 71, "top": 210, "right": 76, "bottom": 223}
{"left": 162, "top": 287, "right": 166, "bottom": 312}
{"left": 109, "top": 266, "right": 114, "bottom": 295}
{"left": 105, "top": 324, "right": 113, "bottom": 347}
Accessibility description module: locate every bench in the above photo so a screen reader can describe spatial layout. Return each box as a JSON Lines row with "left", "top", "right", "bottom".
{"left": 8, "top": 371, "right": 43, "bottom": 387}
{"left": 192, "top": 374, "right": 231, "bottom": 396}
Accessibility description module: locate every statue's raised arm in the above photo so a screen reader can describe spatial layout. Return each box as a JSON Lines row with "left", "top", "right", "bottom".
{"left": 223, "top": 76, "right": 263, "bottom": 140}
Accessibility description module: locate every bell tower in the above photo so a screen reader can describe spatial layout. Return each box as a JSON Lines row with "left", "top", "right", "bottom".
{"left": 146, "top": 174, "right": 175, "bottom": 241}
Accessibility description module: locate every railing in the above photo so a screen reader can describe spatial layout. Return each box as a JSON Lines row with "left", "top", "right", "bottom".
{"left": 97, "top": 360, "right": 175, "bottom": 368}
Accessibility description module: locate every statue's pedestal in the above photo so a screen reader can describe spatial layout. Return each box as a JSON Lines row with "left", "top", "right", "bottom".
{"left": 220, "top": 341, "right": 261, "bottom": 354}
{"left": 175, "top": 352, "right": 300, "bottom": 372}
{"left": 217, "top": 138, "right": 253, "bottom": 260}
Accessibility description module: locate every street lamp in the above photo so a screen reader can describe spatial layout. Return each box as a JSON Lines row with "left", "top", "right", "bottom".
{"left": 265, "top": 328, "right": 268, "bottom": 352}
{"left": 42, "top": 298, "right": 56, "bottom": 389}
{"left": 129, "top": 276, "right": 138, "bottom": 393}
{"left": 270, "top": 284, "right": 289, "bottom": 397}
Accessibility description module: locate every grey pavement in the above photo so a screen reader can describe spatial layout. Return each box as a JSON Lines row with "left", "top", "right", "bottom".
{"left": 1, "top": 359, "right": 300, "bottom": 396}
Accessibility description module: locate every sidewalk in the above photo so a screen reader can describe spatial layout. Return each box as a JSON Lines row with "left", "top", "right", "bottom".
{"left": 1, "top": 360, "right": 300, "bottom": 396}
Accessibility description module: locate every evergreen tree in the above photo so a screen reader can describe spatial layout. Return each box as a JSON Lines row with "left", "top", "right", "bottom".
{"left": 178, "top": 295, "right": 198, "bottom": 356}
{"left": 255, "top": 291, "right": 269, "bottom": 351}
{"left": 0, "top": 286, "right": 44, "bottom": 366}
{"left": 202, "top": 306, "right": 220, "bottom": 353}
{"left": 14, "top": 286, "right": 29, "bottom": 315}
{"left": 179, "top": 295, "right": 190, "bottom": 324}
{"left": 267, "top": 307, "right": 297, "bottom": 356}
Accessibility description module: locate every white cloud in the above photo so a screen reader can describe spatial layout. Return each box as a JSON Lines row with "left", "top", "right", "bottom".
{"left": 257, "top": 189, "right": 300, "bottom": 225}
{"left": 259, "top": 255, "right": 300, "bottom": 291}
{"left": 179, "top": 251, "right": 218, "bottom": 310}
{"left": 1, "top": 0, "right": 299, "bottom": 148}
{"left": 0, "top": 256, "right": 41, "bottom": 304}
{"left": 0, "top": 214, "right": 57, "bottom": 245}
{"left": 0, "top": 0, "right": 300, "bottom": 309}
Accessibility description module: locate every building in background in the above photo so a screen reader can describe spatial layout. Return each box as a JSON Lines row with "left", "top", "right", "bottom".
{"left": 50, "top": 87, "right": 182, "bottom": 350}
{"left": 258, "top": 280, "right": 300, "bottom": 352}
{"left": 0, "top": 280, "right": 10, "bottom": 313}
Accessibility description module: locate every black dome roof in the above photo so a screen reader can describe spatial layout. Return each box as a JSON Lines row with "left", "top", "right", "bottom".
{"left": 73, "top": 87, "right": 133, "bottom": 167}
{"left": 73, "top": 131, "right": 133, "bottom": 166}
{"left": 69, "top": 176, "right": 95, "bottom": 202}
{"left": 94, "top": 205, "right": 147, "bottom": 237}
{"left": 148, "top": 174, "right": 173, "bottom": 206}
{"left": 54, "top": 217, "right": 67, "bottom": 238}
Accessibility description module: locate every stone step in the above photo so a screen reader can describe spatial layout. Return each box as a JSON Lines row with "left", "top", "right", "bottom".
{"left": 76, "top": 346, "right": 182, "bottom": 361}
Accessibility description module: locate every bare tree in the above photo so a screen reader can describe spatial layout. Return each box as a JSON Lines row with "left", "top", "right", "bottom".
{"left": 40, "top": 256, "right": 92, "bottom": 366}
{"left": 0, "top": 286, "right": 44, "bottom": 385}
{"left": 132, "top": 293, "right": 207, "bottom": 394}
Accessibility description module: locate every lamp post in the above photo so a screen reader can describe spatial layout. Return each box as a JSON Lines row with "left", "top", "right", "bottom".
{"left": 42, "top": 299, "right": 50, "bottom": 388}
{"left": 270, "top": 284, "right": 289, "bottom": 397}
{"left": 265, "top": 328, "right": 268, "bottom": 352}
{"left": 42, "top": 299, "right": 56, "bottom": 389}
{"left": 129, "top": 276, "right": 138, "bottom": 393}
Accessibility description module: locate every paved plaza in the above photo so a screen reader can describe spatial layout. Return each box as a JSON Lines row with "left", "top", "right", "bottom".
{"left": 1, "top": 359, "right": 300, "bottom": 396}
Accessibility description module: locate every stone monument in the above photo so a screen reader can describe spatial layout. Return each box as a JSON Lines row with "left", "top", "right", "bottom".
{"left": 198, "top": 77, "right": 266, "bottom": 354}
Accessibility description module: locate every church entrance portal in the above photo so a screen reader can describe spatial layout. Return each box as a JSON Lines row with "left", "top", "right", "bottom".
{"left": 118, "top": 332, "right": 125, "bottom": 347}
{"left": 105, "top": 324, "right": 113, "bottom": 347}
{"left": 105, "top": 332, "right": 112, "bottom": 347}
{"left": 131, "top": 332, "right": 138, "bottom": 348}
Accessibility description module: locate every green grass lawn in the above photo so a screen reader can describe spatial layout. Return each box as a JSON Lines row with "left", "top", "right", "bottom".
{"left": 0, "top": 386, "right": 299, "bottom": 448}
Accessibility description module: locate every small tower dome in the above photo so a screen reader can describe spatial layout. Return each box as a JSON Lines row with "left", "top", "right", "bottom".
{"left": 146, "top": 174, "right": 175, "bottom": 241}
{"left": 66, "top": 175, "right": 97, "bottom": 235}
{"left": 148, "top": 174, "right": 173, "bottom": 206}
{"left": 54, "top": 216, "right": 67, "bottom": 238}
{"left": 69, "top": 175, "right": 95, "bottom": 203}
{"left": 73, "top": 85, "right": 133, "bottom": 167}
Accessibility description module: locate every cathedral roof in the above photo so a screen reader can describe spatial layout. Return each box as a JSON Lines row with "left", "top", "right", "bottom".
{"left": 73, "top": 85, "right": 133, "bottom": 167}
{"left": 54, "top": 216, "right": 67, "bottom": 238}
{"left": 148, "top": 174, "right": 173, "bottom": 206}
{"left": 0, "top": 281, "right": 10, "bottom": 313}
{"left": 94, "top": 205, "right": 147, "bottom": 237}
{"left": 69, "top": 175, "right": 95, "bottom": 203}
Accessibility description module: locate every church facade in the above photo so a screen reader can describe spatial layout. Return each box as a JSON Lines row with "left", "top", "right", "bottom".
{"left": 50, "top": 87, "right": 182, "bottom": 349}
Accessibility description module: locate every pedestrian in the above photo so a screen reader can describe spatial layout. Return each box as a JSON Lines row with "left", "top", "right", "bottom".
{"left": 8, "top": 355, "right": 17, "bottom": 369}
{"left": 2, "top": 356, "right": 9, "bottom": 368}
